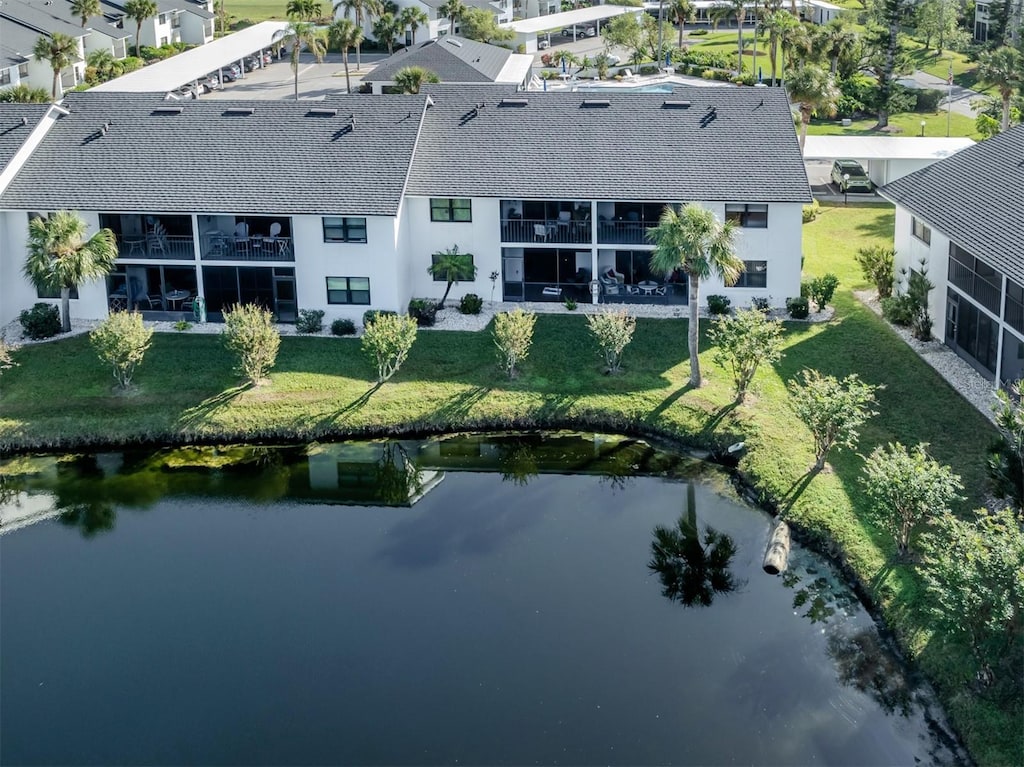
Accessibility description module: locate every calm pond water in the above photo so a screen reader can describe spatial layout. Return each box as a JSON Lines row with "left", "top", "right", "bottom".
{"left": 0, "top": 433, "right": 963, "bottom": 766}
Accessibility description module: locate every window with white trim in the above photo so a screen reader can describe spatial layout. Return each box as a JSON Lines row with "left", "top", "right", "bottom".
{"left": 911, "top": 217, "right": 931, "bottom": 244}
{"left": 430, "top": 198, "right": 472, "bottom": 222}
{"left": 725, "top": 204, "right": 768, "bottom": 228}
{"left": 326, "top": 276, "right": 370, "bottom": 305}
{"left": 323, "top": 217, "right": 367, "bottom": 243}
{"left": 734, "top": 260, "right": 767, "bottom": 288}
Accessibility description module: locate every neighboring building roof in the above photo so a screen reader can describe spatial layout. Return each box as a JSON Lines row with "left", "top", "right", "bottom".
{"left": 92, "top": 20, "right": 288, "bottom": 92}
{"left": 504, "top": 5, "right": 640, "bottom": 34}
{"left": 881, "top": 126, "right": 1024, "bottom": 282}
{"left": 0, "top": 104, "right": 51, "bottom": 171}
{"left": 101, "top": 0, "right": 189, "bottom": 17}
{"left": 365, "top": 36, "right": 528, "bottom": 85}
{"left": 407, "top": 85, "right": 812, "bottom": 203}
{"left": 0, "top": 0, "right": 131, "bottom": 40}
{"left": 803, "top": 136, "right": 975, "bottom": 161}
{"left": 0, "top": 92, "right": 427, "bottom": 216}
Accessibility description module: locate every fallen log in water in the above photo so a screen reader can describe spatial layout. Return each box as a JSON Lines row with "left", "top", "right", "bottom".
{"left": 762, "top": 520, "right": 791, "bottom": 575}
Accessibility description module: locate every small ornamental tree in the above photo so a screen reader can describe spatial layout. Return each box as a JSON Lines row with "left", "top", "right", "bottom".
{"left": 860, "top": 442, "right": 964, "bottom": 556}
{"left": 807, "top": 273, "right": 840, "bottom": 312}
{"left": 222, "top": 303, "right": 280, "bottom": 385}
{"left": 854, "top": 246, "right": 895, "bottom": 299}
{"left": 921, "top": 507, "right": 1024, "bottom": 689}
{"left": 787, "top": 369, "right": 881, "bottom": 472}
{"left": 988, "top": 380, "right": 1024, "bottom": 511}
{"left": 708, "top": 308, "right": 785, "bottom": 402}
{"left": 89, "top": 310, "right": 153, "bottom": 389}
{"left": 586, "top": 308, "right": 636, "bottom": 373}
{"left": 493, "top": 308, "right": 536, "bottom": 379}
{"left": 0, "top": 336, "right": 16, "bottom": 378}
{"left": 362, "top": 311, "right": 417, "bottom": 383}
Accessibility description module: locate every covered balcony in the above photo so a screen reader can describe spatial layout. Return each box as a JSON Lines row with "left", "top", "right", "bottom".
{"left": 100, "top": 214, "right": 196, "bottom": 260}
{"left": 595, "top": 249, "right": 688, "bottom": 305}
{"left": 596, "top": 202, "right": 669, "bottom": 245}
{"left": 197, "top": 216, "right": 294, "bottom": 261}
{"left": 106, "top": 264, "right": 199, "bottom": 315}
{"left": 500, "top": 200, "right": 592, "bottom": 245}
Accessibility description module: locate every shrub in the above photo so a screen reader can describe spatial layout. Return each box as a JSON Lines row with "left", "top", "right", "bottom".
{"left": 881, "top": 294, "right": 915, "bottom": 326}
{"left": 807, "top": 273, "right": 840, "bottom": 312}
{"left": 802, "top": 200, "right": 820, "bottom": 223}
{"left": 89, "top": 310, "right": 153, "bottom": 389}
{"left": 459, "top": 293, "right": 483, "bottom": 315}
{"left": 174, "top": 320, "right": 192, "bottom": 332}
{"left": 915, "top": 88, "right": 943, "bottom": 113}
{"left": 493, "top": 309, "right": 536, "bottom": 378}
{"left": 222, "top": 303, "right": 281, "bottom": 385}
{"left": 786, "top": 296, "right": 810, "bottom": 319}
{"left": 855, "top": 246, "right": 895, "bottom": 298}
{"left": 408, "top": 298, "right": 438, "bottom": 327}
{"left": 331, "top": 318, "right": 356, "bottom": 336}
{"left": 296, "top": 309, "right": 325, "bottom": 334}
{"left": 19, "top": 303, "right": 61, "bottom": 340}
{"left": 363, "top": 309, "right": 396, "bottom": 328}
{"left": 709, "top": 308, "right": 785, "bottom": 402}
{"left": 639, "top": 64, "right": 659, "bottom": 75}
{"left": 586, "top": 308, "right": 636, "bottom": 373}
{"left": 563, "top": 296, "right": 578, "bottom": 311}
{"left": 751, "top": 296, "right": 772, "bottom": 314}
{"left": 362, "top": 312, "right": 418, "bottom": 383}
{"left": 0, "top": 336, "right": 17, "bottom": 377}
{"left": 706, "top": 294, "right": 731, "bottom": 315}
{"left": 689, "top": 28, "right": 708, "bottom": 35}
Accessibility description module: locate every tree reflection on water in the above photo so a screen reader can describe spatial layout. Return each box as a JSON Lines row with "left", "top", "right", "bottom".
{"left": 826, "top": 627, "right": 914, "bottom": 717}
{"left": 648, "top": 483, "right": 740, "bottom": 607}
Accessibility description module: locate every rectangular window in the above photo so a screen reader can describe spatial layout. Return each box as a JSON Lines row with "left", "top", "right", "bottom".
{"left": 159, "top": 36, "right": 168, "bottom": 46}
{"left": 735, "top": 260, "right": 767, "bottom": 288}
{"left": 326, "top": 276, "right": 370, "bottom": 305}
{"left": 431, "top": 252, "right": 476, "bottom": 281}
{"left": 18, "top": 63, "right": 28, "bottom": 77}
{"left": 158, "top": 13, "right": 167, "bottom": 24}
{"left": 911, "top": 216, "right": 931, "bottom": 244}
{"left": 322, "top": 217, "right": 367, "bottom": 243}
{"left": 430, "top": 198, "right": 472, "bottom": 222}
{"left": 724, "top": 204, "right": 768, "bottom": 228}
{"left": 171, "top": 12, "right": 181, "bottom": 28}
{"left": 37, "top": 284, "right": 78, "bottom": 299}
{"left": 0, "top": 70, "right": 10, "bottom": 86}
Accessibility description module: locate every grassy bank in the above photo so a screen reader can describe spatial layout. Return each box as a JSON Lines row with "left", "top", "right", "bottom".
{"left": 1, "top": 203, "right": 1020, "bottom": 764}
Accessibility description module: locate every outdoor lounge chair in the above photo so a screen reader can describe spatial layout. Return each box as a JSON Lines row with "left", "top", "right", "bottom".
{"left": 534, "top": 223, "right": 548, "bottom": 242}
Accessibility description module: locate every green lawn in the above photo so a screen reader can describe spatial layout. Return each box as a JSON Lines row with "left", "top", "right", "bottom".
{"left": 1, "top": 204, "right": 1020, "bottom": 765}
{"left": 806, "top": 109, "right": 982, "bottom": 138}
{"left": 222, "top": 0, "right": 287, "bottom": 25}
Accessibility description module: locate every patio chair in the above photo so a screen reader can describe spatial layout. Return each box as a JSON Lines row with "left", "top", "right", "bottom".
{"left": 654, "top": 286, "right": 668, "bottom": 296}
{"left": 600, "top": 275, "right": 620, "bottom": 295}
{"left": 147, "top": 219, "right": 169, "bottom": 256}
{"left": 268, "top": 221, "right": 290, "bottom": 257}
{"left": 533, "top": 223, "right": 548, "bottom": 242}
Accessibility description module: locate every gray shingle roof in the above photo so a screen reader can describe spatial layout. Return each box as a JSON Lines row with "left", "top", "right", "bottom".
{"left": 406, "top": 85, "right": 812, "bottom": 203}
{"left": 0, "top": 92, "right": 427, "bottom": 216}
{"left": 365, "top": 36, "right": 513, "bottom": 84}
{"left": 881, "top": 125, "right": 1024, "bottom": 283}
{"left": 0, "top": 104, "right": 50, "bottom": 171}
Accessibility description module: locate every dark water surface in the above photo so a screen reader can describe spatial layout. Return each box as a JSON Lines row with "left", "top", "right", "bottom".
{"left": 0, "top": 434, "right": 961, "bottom": 766}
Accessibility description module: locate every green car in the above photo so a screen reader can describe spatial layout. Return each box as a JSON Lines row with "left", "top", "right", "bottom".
{"left": 831, "top": 159, "right": 874, "bottom": 192}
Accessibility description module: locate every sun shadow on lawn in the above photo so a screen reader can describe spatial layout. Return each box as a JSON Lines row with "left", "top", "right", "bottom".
{"left": 177, "top": 384, "right": 250, "bottom": 429}
{"left": 318, "top": 382, "right": 383, "bottom": 428}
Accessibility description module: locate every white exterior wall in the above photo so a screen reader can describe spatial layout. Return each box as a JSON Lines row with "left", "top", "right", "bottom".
{"left": 893, "top": 205, "right": 950, "bottom": 344}
{"left": 179, "top": 11, "right": 215, "bottom": 45}
{"left": 404, "top": 196, "right": 500, "bottom": 306}
{"left": 83, "top": 30, "right": 129, "bottom": 59}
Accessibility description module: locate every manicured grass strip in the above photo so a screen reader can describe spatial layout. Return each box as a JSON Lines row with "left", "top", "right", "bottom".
{"left": 806, "top": 110, "right": 981, "bottom": 139}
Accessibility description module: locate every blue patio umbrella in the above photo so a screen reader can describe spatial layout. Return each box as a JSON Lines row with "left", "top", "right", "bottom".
{"left": 666, "top": 51, "right": 671, "bottom": 67}
{"left": 561, "top": 58, "right": 566, "bottom": 74}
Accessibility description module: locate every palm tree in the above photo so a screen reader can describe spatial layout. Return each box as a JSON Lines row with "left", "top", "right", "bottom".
{"left": 283, "top": 21, "right": 327, "bottom": 100}
{"left": 328, "top": 18, "right": 363, "bottom": 93}
{"left": 815, "top": 18, "right": 858, "bottom": 75}
{"left": 712, "top": 0, "right": 747, "bottom": 73}
{"left": 286, "top": 0, "right": 322, "bottom": 20}
{"left": 0, "top": 83, "right": 50, "bottom": 102}
{"left": 372, "top": 12, "right": 401, "bottom": 54}
{"left": 399, "top": 6, "right": 429, "bottom": 44}
{"left": 786, "top": 64, "right": 839, "bottom": 150}
{"left": 978, "top": 46, "right": 1023, "bottom": 131}
{"left": 438, "top": 0, "right": 466, "bottom": 36}
{"left": 23, "top": 211, "right": 118, "bottom": 334}
{"left": 70, "top": 0, "right": 101, "bottom": 27}
{"left": 334, "top": 0, "right": 382, "bottom": 70}
{"left": 124, "top": 0, "right": 157, "bottom": 58}
{"left": 33, "top": 33, "right": 79, "bottom": 100}
{"left": 779, "top": 19, "right": 813, "bottom": 73}
{"left": 669, "top": 0, "right": 695, "bottom": 48}
{"left": 648, "top": 204, "right": 742, "bottom": 388}
{"left": 761, "top": 9, "right": 798, "bottom": 84}
{"left": 393, "top": 65, "right": 439, "bottom": 93}
{"left": 553, "top": 48, "right": 581, "bottom": 73}
{"left": 427, "top": 245, "right": 476, "bottom": 308}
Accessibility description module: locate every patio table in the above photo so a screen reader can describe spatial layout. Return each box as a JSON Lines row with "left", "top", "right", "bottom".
{"left": 165, "top": 289, "right": 190, "bottom": 310}
{"left": 638, "top": 280, "right": 660, "bottom": 295}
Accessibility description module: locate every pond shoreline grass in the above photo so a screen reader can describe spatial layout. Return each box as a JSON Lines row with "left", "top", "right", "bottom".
{"left": 1, "top": 202, "right": 1020, "bottom": 765}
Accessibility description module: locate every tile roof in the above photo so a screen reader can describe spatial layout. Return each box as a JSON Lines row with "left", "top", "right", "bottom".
{"left": 365, "top": 36, "right": 515, "bottom": 84}
{"left": 0, "top": 104, "right": 51, "bottom": 171}
{"left": 406, "top": 85, "right": 812, "bottom": 203}
{"left": 881, "top": 126, "right": 1024, "bottom": 283}
{"left": 0, "top": 92, "right": 427, "bottom": 216}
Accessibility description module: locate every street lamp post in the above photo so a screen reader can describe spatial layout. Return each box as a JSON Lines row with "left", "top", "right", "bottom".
{"left": 920, "top": 119, "right": 926, "bottom": 137}
{"left": 842, "top": 173, "right": 849, "bottom": 206}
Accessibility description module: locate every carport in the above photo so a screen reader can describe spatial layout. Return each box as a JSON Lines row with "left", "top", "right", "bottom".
{"left": 92, "top": 21, "right": 290, "bottom": 95}
{"left": 504, "top": 6, "right": 643, "bottom": 53}
{"left": 803, "top": 136, "right": 975, "bottom": 187}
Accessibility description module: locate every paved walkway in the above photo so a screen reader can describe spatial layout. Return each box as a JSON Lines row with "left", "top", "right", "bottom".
{"left": 897, "top": 69, "right": 985, "bottom": 118}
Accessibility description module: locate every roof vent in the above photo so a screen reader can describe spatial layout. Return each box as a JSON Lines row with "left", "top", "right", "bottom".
{"left": 224, "top": 107, "right": 255, "bottom": 116}
{"left": 663, "top": 99, "right": 691, "bottom": 108}
{"left": 20, "top": 116, "right": 28, "bottom": 126}
{"left": 152, "top": 106, "right": 184, "bottom": 115}
{"left": 500, "top": 97, "right": 528, "bottom": 106}
{"left": 307, "top": 107, "right": 337, "bottom": 116}
{"left": 582, "top": 99, "right": 610, "bottom": 107}
{"left": 445, "top": 38, "right": 463, "bottom": 47}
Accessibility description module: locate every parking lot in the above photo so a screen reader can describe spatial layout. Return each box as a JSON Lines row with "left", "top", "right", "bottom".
{"left": 198, "top": 51, "right": 389, "bottom": 100}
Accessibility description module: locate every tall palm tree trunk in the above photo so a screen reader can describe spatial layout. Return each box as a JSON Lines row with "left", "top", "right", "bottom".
{"left": 343, "top": 52, "right": 351, "bottom": 92}
{"left": 769, "top": 35, "right": 778, "bottom": 84}
{"left": 1001, "top": 91, "right": 1011, "bottom": 130}
{"left": 136, "top": 22, "right": 143, "bottom": 56}
{"left": 736, "top": 17, "right": 743, "bottom": 73}
{"left": 688, "top": 275, "right": 701, "bottom": 387}
{"left": 678, "top": 20, "right": 684, "bottom": 48}
{"left": 60, "top": 286, "right": 72, "bottom": 333}
{"left": 51, "top": 69, "right": 59, "bottom": 99}
{"left": 799, "top": 109, "right": 810, "bottom": 150}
